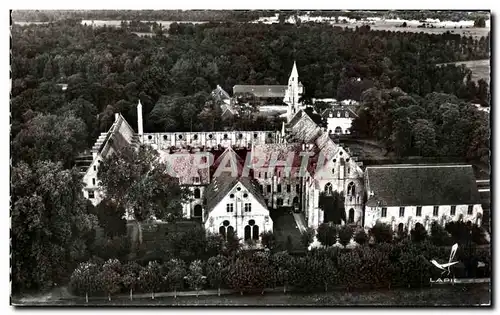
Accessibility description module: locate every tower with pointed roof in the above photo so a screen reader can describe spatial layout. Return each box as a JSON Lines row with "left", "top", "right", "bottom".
{"left": 284, "top": 61, "right": 304, "bottom": 123}
{"left": 137, "top": 99, "right": 144, "bottom": 143}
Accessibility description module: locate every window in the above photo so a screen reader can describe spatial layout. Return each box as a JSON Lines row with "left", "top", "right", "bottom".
{"left": 259, "top": 185, "right": 264, "bottom": 193}
{"left": 329, "top": 113, "right": 333, "bottom": 118}
{"left": 87, "top": 190, "right": 95, "bottom": 199}
{"left": 264, "top": 172, "right": 268, "bottom": 179}
{"left": 226, "top": 203, "right": 234, "bottom": 213}
{"left": 451, "top": 206, "right": 456, "bottom": 216}
{"left": 243, "top": 193, "right": 248, "bottom": 198}
{"left": 433, "top": 206, "right": 439, "bottom": 216}
{"left": 267, "top": 185, "right": 271, "bottom": 193}
{"left": 399, "top": 207, "right": 405, "bottom": 217}
{"left": 277, "top": 170, "right": 281, "bottom": 177}
{"left": 244, "top": 203, "right": 252, "bottom": 212}
{"left": 192, "top": 176, "right": 200, "bottom": 184}
{"left": 258, "top": 172, "right": 261, "bottom": 178}
{"left": 277, "top": 184, "right": 282, "bottom": 193}
{"left": 93, "top": 165, "right": 96, "bottom": 171}
{"left": 416, "top": 206, "right": 422, "bottom": 217}
{"left": 348, "top": 208, "right": 355, "bottom": 223}
{"left": 468, "top": 205, "right": 473, "bottom": 215}
{"left": 347, "top": 182, "right": 355, "bottom": 196}
{"left": 381, "top": 207, "right": 387, "bottom": 217}
{"left": 92, "top": 178, "right": 96, "bottom": 186}
{"left": 194, "top": 188, "right": 201, "bottom": 199}
{"left": 296, "top": 184, "right": 300, "bottom": 193}
{"left": 286, "top": 184, "right": 291, "bottom": 193}
{"left": 324, "top": 183, "right": 333, "bottom": 195}
{"left": 277, "top": 198, "right": 283, "bottom": 206}
{"left": 347, "top": 167, "right": 350, "bottom": 174}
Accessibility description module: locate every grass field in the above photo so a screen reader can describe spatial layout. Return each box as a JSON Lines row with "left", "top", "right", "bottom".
{"left": 16, "top": 283, "right": 491, "bottom": 306}
{"left": 437, "top": 59, "right": 490, "bottom": 84}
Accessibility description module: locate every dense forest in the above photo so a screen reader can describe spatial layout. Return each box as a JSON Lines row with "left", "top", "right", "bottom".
{"left": 10, "top": 16, "right": 490, "bottom": 293}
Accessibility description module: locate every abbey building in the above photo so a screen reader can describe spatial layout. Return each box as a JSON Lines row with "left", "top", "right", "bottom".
{"left": 81, "top": 62, "right": 484, "bottom": 244}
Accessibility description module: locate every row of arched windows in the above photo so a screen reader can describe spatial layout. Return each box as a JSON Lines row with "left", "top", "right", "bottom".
{"left": 324, "top": 182, "right": 356, "bottom": 196}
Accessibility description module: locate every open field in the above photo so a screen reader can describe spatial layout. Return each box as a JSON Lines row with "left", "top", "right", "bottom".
{"left": 437, "top": 59, "right": 490, "bottom": 84}
{"left": 14, "top": 283, "right": 491, "bottom": 306}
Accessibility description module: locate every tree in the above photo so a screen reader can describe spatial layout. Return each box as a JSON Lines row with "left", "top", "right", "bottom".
{"left": 317, "top": 223, "right": 338, "bottom": 247}
{"left": 138, "top": 261, "right": 162, "bottom": 299}
{"left": 354, "top": 229, "right": 368, "bottom": 245}
{"left": 98, "top": 145, "right": 190, "bottom": 252}
{"left": 474, "top": 17, "right": 486, "bottom": 27}
{"left": 430, "top": 221, "right": 453, "bottom": 246}
{"left": 206, "top": 255, "right": 228, "bottom": 296}
{"left": 165, "top": 258, "right": 187, "bottom": 298}
{"left": 69, "top": 262, "right": 100, "bottom": 303}
{"left": 99, "top": 267, "right": 121, "bottom": 301}
{"left": 206, "top": 232, "right": 225, "bottom": 258}
{"left": 185, "top": 260, "right": 207, "bottom": 297}
{"left": 369, "top": 223, "right": 393, "bottom": 243}
{"left": 122, "top": 262, "right": 142, "bottom": 301}
{"left": 338, "top": 225, "right": 354, "bottom": 247}
{"left": 300, "top": 227, "right": 315, "bottom": 250}
{"left": 12, "top": 113, "right": 88, "bottom": 168}
{"left": 410, "top": 223, "right": 428, "bottom": 242}
{"left": 94, "top": 198, "right": 127, "bottom": 238}
{"left": 11, "top": 161, "right": 98, "bottom": 292}
{"left": 261, "top": 231, "right": 277, "bottom": 251}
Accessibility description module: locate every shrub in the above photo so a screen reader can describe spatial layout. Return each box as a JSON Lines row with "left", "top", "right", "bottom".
{"left": 430, "top": 222, "right": 453, "bottom": 246}
{"left": 317, "top": 223, "right": 338, "bottom": 247}
{"left": 338, "top": 225, "right": 354, "bottom": 247}
{"left": 121, "top": 262, "right": 142, "bottom": 300}
{"left": 226, "top": 253, "right": 273, "bottom": 294}
{"left": 164, "top": 258, "right": 187, "bottom": 298}
{"left": 300, "top": 227, "right": 315, "bottom": 249}
{"left": 369, "top": 223, "right": 393, "bottom": 243}
{"left": 410, "top": 223, "right": 428, "bottom": 242}
{"left": 354, "top": 229, "right": 368, "bottom": 245}
{"left": 260, "top": 231, "right": 277, "bottom": 251}
{"left": 289, "top": 256, "right": 324, "bottom": 292}
{"left": 99, "top": 268, "right": 121, "bottom": 301}
{"left": 206, "top": 232, "right": 225, "bottom": 257}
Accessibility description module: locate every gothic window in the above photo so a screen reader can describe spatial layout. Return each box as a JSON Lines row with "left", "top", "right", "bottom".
{"left": 264, "top": 172, "right": 268, "bottom": 179}
{"left": 244, "top": 225, "right": 251, "bottom": 241}
{"left": 348, "top": 208, "right": 355, "bottom": 223}
{"left": 286, "top": 184, "right": 291, "bottom": 193}
{"left": 277, "top": 184, "right": 282, "bottom": 193}
{"left": 416, "top": 206, "right": 422, "bottom": 217}
{"left": 347, "top": 182, "right": 355, "bottom": 196}
{"left": 252, "top": 225, "right": 259, "bottom": 240}
{"left": 267, "top": 185, "right": 271, "bottom": 193}
{"left": 381, "top": 207, "right": 387, "bottom": 217}
{"left": 193, "top": 134, "right": 198, "bottom": 140}
{"left": 244, "top": 203, "right": 251, "bottom": 212}
{"left": 227, "top": 226, "right": 235, "bottom": 238}
{"left": 93, "top": 165, "right": 96, "bottom": 171}
{"left": 468, "top": 205, "right": 473, "bottom": 215}
{"left": 399, "top": 207, "right": 405, "bottom": 217}
{"left": 324, "top": 183, "right": 333, "bottom": 195}
{"left": 224, "top": 134, "right": 228, "bottom": 139}
{"left": 451, "top": 205, "right": 456, "bottom": 216}
{"left": 433, "top": 206, "right": 439, "bottom": 216}
{"left": 226, "top": 203, "right": 234, "bottom": 213}
{"left": 92, "top": 178, "right": 96, "bottom": 186}
{"left": 219, "top": 226, "right": 226, "bottom": 239}
{"left": 334, "top": 126, "right": 342, "bottom": 134}
{"left": 194, "top": 205, "right": 202, "bottom": 217}
{"left": 194, "top": 188, "right": 201, "bottom": 199}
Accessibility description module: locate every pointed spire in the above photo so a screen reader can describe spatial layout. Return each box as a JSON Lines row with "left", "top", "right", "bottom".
{"left": 291, "top": 61, "right": 298, "bottom": 78}
{"left": 137, "top": 98, "right": 144, "bottom": 138}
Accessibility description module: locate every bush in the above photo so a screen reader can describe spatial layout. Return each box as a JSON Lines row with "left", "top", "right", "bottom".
{"left": 121, "top": 261, "right": 142, "bottom": 299}
{"left": 138, "top": 261, "right": 162, "bottom": 299}
{"left": 317, "top": 223, "right": 338, "bottom": 247}
{"left": 369, "top": 223, "right": 393, "bottom": 243}
{"left": 338, "top": 225, "right": 354, "bottom": 247}
{"left": 289, "top": 256, "right": 325, "bottom": 292}
{"left": 260, "top": 231, "right": 277, "bottom": 251}
{"left": 430, "top": 222, "right": 453, "bottom": 246}
{"left": 226, "top": 253, "right": 273, "bottom": 294}
{"left": 99, "top": 268, "right": 121, "bottom": 301}
{"left": 164, "top": 258, "right": 187, "bottom": 297}
{"left": 91, "top": 235, "right": 130, "bottom": 261}
{"left": 410, "top": 223, "right": 428, "bottom": 242}
{"left": 300, "top": 227, "right": 315, "bottom": 249}
{"left": 354, "top": 229, "right": 368, "bottom": 245}
{"left": 206, "top": 232, "right": 225, "bottom": 257}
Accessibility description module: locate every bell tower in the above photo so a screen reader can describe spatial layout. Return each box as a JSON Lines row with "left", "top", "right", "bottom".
{"left": 284, "top": 61, "right": 302, "bottom": 122}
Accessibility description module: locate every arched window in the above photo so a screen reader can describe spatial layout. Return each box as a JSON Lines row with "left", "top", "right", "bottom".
{"left": 220, "top": 220, "right": 233, "bottom": 241}
{"left": 277, "top": 198, "right": 283, "bottom": 206}
{"left": 348, "top": 208, "right": 355, "bottom": 223}
{"left": 293, "top": 196, "right": 299, "bottom": 205}
{"left": 252, "top": 225, "right": 259, "bottom": 240}
{"left": 194, "top": 188, "right": 201, "bottom": 199}
{"left": 324, "top": 183, "right": 333, "bottom": 195}
{"left": 334, "top": 126, "right": 342, "bottom": 134}
{"left": 227, "top": 226, "right": 235, "bottom": 238}
{"left": 219, "top": 226, "right": 226, "bottom": 239}
{"left": 244, "top": 225, "right": 251, "bottom": 241}
{"left": 194, "top": 204, "right": 202, "bottom": 217}
{"left": 347, "top": 182, "right": 356, "bottom": 196}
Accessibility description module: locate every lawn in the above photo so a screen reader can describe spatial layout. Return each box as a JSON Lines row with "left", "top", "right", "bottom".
{"left": 16, "top": 283, "right": 491, "bottom": 306}
{"left": 437, "top": 59, "right": 490, "bottom": 84}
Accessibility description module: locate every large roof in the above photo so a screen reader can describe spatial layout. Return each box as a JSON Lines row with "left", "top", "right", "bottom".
{"left": 365, "top": 165, "right": 481, "bottom": 207}
{"left": 251, "top": 143, "right": 303, "bottom": 168}
{"left": 321, "top": 105, "right": 358, "bottom": 119}
{"left": 233, "top": 85, "right": 288, "bottom": 98}
{"left": 204, "top": 174, "right": 267, "bottom": 213}
{"left": 159, "top": 151, "right": 211, "bottom": 186}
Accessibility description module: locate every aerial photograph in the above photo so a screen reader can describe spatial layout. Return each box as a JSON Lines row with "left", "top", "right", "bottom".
{"left": 10, "top": 8, "right": 491, "bottom": 306}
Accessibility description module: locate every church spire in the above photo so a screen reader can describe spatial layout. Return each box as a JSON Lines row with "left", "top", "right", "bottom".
{"left": 290, "top": 60, "right": 298, "bottom": 79}
{"left": 137, "top": 99, "right": 144, "bottom": 143}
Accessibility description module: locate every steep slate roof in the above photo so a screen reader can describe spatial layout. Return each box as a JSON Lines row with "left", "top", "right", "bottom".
{"left": 287, "top": 110, "right": 322, "bottom": 143}
{"left": 211, "top": 85, "right": 231, "bottom": 100}
{"left": 212, "top": 146, "right": 245, "bottom": 176}
{"left": 321, "top": 105, "right": 358, "bottom": 119}
{"left": 204, "top": 174, "right": 267, "bottom": 213}
{"left": 365, "top": 165, "right": 481, "bottom": 207}
{"left": 159, "top": 151, "right": 211, "bottom": 186}
{"left": 251, "top": 143, "right": 303, "bottom": 168}
{"left": 233, "top": 85, "right": 288, "bottom": 98}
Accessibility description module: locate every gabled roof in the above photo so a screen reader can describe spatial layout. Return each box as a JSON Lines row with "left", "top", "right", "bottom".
{"left": 233, "top": 85, "right": 288, "bottom": 98}
{"left": 365, "top": 164, "right": 481, "bottom": 207}
{"left": 321, "top": 105, "right": 358, "bottom": 119}
{"left": 251, "top": 143, "right": 303, "bottom": 168}
{"left": 159, "top": 151, "right": 211, "bottom": 186}
{"left": 204, "top": 174, "right": 267, "bottom": 213}
{"left": 212, "top": 146, "right": 245, "bottom": 177}
{"left": 212, "top": 85, "right": 231, "bottom": 100}
{"left": 287, "top": 110, "right": 322, "bottom": 143}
